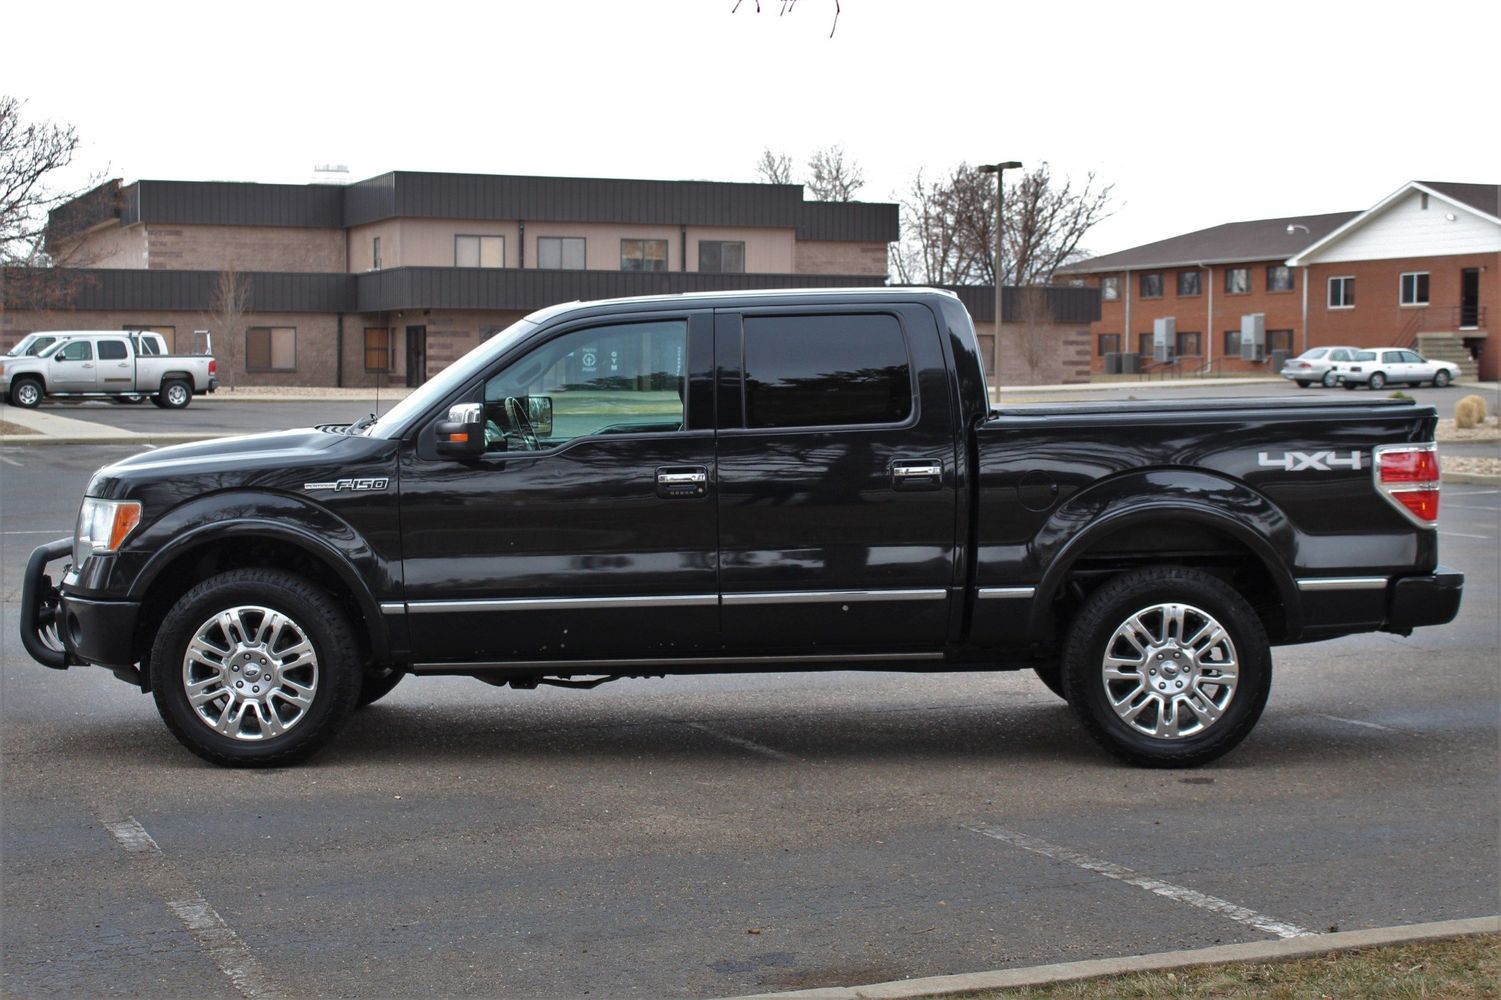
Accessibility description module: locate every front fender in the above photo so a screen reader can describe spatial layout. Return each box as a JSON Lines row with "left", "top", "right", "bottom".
{"left": 1027, "top": 469, "right": 1302, "bottom": 638}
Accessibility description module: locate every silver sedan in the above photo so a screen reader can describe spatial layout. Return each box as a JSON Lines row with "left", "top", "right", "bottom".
{"left": 1279, "top": 346, "right": 1361, "bottom": 388}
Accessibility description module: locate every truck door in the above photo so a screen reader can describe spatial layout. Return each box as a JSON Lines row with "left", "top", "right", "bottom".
{"left": 48, "top": 340, "right": 97, "bottom": 392}
{"left": 95, "top": 338, "right": 134, "bottom": 391}
{"left": 712, "top": 304, "right": 959, "bottom": 654}
{"left": 397, "top": 311, "right": 720, "bottom": 666}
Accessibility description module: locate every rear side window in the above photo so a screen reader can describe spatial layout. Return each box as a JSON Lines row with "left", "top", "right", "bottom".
{"left": 742, "top": 314, "right": 912, "bottom": 429}
{"left": 97, "top": 340, "right": 128, "bottom": 360}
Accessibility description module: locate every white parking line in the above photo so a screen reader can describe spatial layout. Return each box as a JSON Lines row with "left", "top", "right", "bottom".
{"left": 1, "top": 455, "right": 23, "bottom": 467}
{"left": 1444, "top": 503, "right": 1501, "bottom": 511}
{"left": 1317, "top": 714, "right": 1409, "bottom": 735}
{"left": 103, "top": 817, "right": 285, "bottom": 1000}
{"left": 1439, "top": 530, "right": 1493, "bottom": 539}
{"left": 2, "top": 529, "right": 69, "bottom": 535}
{"left": 682, "top": 721, "right": 796, "bottom": 761}
{"left": 965, "top": 823, "right": 1314, "bottom": 940}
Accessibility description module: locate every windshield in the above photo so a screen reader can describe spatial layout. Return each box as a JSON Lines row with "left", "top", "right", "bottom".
{"left": 367, "top": 319, "right": 539, "bottom": 438}
{"left": 5, "top": 334, "right": 61, "bottom": 357}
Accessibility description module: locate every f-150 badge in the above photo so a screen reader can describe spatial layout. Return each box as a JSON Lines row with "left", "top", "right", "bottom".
{"left": 1257, "top": 451, "right": 1362, "bottom": 471}
{"left": 303, "top": 478, "right": 390, "bottom": 492}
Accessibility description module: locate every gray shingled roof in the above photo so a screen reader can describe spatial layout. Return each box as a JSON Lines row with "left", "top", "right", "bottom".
{"left": 1421, "top": 181, "right": 1500, "bottom": 219}
{"left": 1059, "top": 211, "right": 1359, "bottom": 274}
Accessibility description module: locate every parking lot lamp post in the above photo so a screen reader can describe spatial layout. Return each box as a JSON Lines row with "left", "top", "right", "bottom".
{"left": 978, "top": 161, "right": 1023, "bottom": 399}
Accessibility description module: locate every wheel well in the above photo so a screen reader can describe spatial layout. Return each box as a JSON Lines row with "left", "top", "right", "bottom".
{"left": 1050, "top": 520, "right": 1286, "bottom": 644}
{"left": 134, "top": 537, "right": 374, "bottom": 681}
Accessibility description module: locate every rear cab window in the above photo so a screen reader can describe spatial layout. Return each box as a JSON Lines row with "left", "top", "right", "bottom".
{"left": 740, "top": 313, "right": 913, "bottom": 429}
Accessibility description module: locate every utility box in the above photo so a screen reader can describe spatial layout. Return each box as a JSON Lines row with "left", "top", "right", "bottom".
{"left": 1239, "top": 314, "right": 1266, "bottom": 361}
{"left": 1121, "top": 352, "right": 1142, "bottom": 374}
{"left": 1104, "top": 352, "right": 1122, "bottom": 374}
{"left": 1270, "top": 349, "right": 1290, "bottom": 371}
{"left": 1153, "top": 317, "right": 1176, "bottom": 363}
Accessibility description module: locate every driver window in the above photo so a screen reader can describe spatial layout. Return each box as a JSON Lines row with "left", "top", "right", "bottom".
{"left": 59, "top": 341, "right": 93, "bottom": 361}
{"left": 482, "top": 319, "right": 686, "bottom": 453}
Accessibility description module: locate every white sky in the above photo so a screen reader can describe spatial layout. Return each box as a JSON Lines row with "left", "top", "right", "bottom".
{"left": 5, "top": 0, "right": 1499, "bottom": 259}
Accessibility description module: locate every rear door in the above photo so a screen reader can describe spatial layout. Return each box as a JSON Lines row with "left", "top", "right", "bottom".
{"left": 95, "top": 338, "right": 135, "bottom": 391}
{"left": 713, "top": 303, "right": 959, "bottom": 655}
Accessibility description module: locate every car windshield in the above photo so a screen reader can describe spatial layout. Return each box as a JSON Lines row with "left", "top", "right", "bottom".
{"left": 5, "top": 334, "right": 61, "bottom": 357}
{"left": 366, "top": 319, "right": 539, "bottom": 438}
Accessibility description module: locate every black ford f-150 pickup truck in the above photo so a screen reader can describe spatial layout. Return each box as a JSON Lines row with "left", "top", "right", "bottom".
{"left": 21, "top": 288, "right": 1463, "bottom": 768}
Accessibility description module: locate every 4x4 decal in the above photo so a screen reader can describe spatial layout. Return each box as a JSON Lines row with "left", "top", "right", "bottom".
{"left": 1257, "top": 450, "right": 1362, "bottom": 472}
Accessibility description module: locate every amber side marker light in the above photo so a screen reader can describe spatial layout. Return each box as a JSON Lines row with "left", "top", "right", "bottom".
{"left": 1374, "top": 443, "right": 1441, "bottom": 526}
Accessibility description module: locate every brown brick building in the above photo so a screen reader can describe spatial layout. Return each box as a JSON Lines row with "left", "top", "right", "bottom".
{"left": 3, "top": 170, "right": 1100, "bottom": 388}
{"left": 1060, "top": 181, "right": 1499, "bottom": 382}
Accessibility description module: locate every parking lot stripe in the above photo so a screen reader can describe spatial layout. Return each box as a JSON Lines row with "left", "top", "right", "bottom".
{"left": 103, "top": 817, "right": 285, "bottom": 1000}
{"left": 1318, "top": 714, "right": 1409, "bottom": 735}
{"left": 682, "top": 721, "right": 796, "bottom": 761}
{"left": 964, "top": 823, "right": 1314, "bottom": 940}
{"left": 1439, "top": 530, "right": 1493, "bottom": 539}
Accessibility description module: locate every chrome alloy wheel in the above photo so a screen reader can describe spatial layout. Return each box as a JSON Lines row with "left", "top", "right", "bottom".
{"left": 1100, "top": 602, "right": 1238, "bottom": 739}
{"left": 181, "top": 605, "right": 319, "bottom": 740}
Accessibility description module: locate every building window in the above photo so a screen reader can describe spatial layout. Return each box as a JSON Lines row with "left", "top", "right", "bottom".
{"left": 364, "top": 328, "right": 391, "bottom": 372}
{"left": 1177, "top": 271, "right": 1202, "bottom": 297}
{"left": 1100, "top": 276, "right": 1119, "bottom": 301}
{"left": 1268, "top": 329, "right": 1294, "bottom": 354}
{"left": 1137, "top": 332, "right": 1153, "bottom": 357}
{"left": 1266, "top": 266, "right": 1295, "bottom": 292}
{"left": 1400, "top": 272, "right": 1429, "bottom": 306}
{"left": 1328, "top": 276, "right": 1355, "bottom": 308}
{"left": 621, "top": 238, "right": 668, "bottom": 272}
{"left": 456, "top": 235, "right": 504, "bottom": 268}
{"left": 1223, "top": 330, "right": 1242, "bottom": 357}
{"left": 372, "top": 237, "right": 381, "bottom": 271}
{"left": 743, "top": 314, "right": 912, "bottom": 428}
{"left": 1139, "top": 273, "right": 1163, "bottom": 299}
{"left": 1176, "top": 331, "right": 1202, "bottom": 356}
{"left": 246, "top": 327, "right": 296, "bottom": 371}
{"left": 1098, "top": 333, "right": 1121, "bottom": 355}
{"left": 537, "top": 236, "right": 586, "bottom": 270}
{"left": 699, "top": 240, "right": 745, "bottom": 273}
{"left": 1224, "top": 268, "right": 1250, "bottom": 294}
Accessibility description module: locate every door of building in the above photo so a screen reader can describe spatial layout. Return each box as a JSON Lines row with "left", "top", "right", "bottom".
{"left": 405, "top": 325, "right": 427, "bottom": 386}
{"left": 1460, "top": 269, "right": 1480, "bottom": 329}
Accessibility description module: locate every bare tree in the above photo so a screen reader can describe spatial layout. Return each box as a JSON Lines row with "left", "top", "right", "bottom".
{"left": 206, "top": 269, "right": 251, "bottom": 390}
{"left": 892, "top": 161, "right": 1115, "bottom": 286}
{"left": 1, "top": 96, "right": 87, "bottom": 265}
{"left": 806, "top": 144, "right": 864, "bottom": 201}
{"left": 755, "top": 148, "right": 795, "bottom": 185}
{"left": 1008, "top": 286, "right": 1055, "bottom": 377}
{"left": 730, "top": 0, "right": 841, "bottom": 37}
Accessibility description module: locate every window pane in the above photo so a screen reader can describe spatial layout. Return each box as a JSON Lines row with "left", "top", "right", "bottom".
{"left": 562, "top": 237, "right": 585, "bottom": 269}
{"left": 699, "top": 241, "right": 721, "bottom": 272}
{"left": 484, "top": 320, "right": 687, "bottom": 450}
{"left": 1177, "top": 271, "right": 1201, "bottom": 296}
{"left": 456, "top": 236, "right": 480, "bottom": 267}
{"left": 1223, "top": 330, "right": 1241, "bottom": 355}
{"left": 97, "top": 340, "right": 128, "bottom": 360}
{"left": 743, "top": 314, "right": 912, "bottom": 429}
{"left": 270, "top": 328, "right": 295, "bottom": 369}
{"left": 1140, "top": 274, "right": 1162, "bottom": 297}
{"left": 1101, "top": 277, "right": 1119, "bottom": 301}
{"left": 1416, "top": 273, "right": 1428, "bottom": 302}
{"left": 1225, "top": 268, "right": 1249, "bottom": 294}
{"left": 246, "top": 329, "right": 270, "bottom": 369}
{"left": 480, "top": 236, "right": 503, "bottom": 268}
{"left": 538, "top": 238, "right": 561, "bottom": 269}
{"left": 364, "top": 328, "right": 390, "bottom": 372}
{"left": 723, "top": 242, "right": 744, "bottom": 272}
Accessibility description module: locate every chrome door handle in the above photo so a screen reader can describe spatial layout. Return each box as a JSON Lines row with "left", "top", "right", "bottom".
{"left": 657, "top": 471, "right": 707, "bottom": 485}
{"left": 893, "top": 462, "right": 941, "bottom": 479}
{"left": 656, "top": 466, "right": 709, "bottom": 499}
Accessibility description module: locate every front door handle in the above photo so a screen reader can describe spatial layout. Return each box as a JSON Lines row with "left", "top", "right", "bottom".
{"left": 891, "top": 460, "right": 943, "bottom": 491}
{"left": 656, "top": 466, "right": 708, "bottom": 499}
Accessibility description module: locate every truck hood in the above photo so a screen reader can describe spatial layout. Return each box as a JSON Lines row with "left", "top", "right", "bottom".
{"left": 86, "top": 427, "right": 396, "bottom": 500}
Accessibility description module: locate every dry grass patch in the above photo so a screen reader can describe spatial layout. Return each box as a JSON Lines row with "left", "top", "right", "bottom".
{"left": 0, "top": 419, "right": 39, "bottom": 435}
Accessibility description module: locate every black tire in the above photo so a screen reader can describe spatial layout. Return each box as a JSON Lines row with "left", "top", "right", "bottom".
{"left": 159, "top": 378, "right": 192, "bottom": 409}
{"left": 357, "top": 666, "right": 406, "bottom": 707}
{"left": 9, "top": 377, "right": 43, "bottom": 408}
{"left": 1367, "top": 372, "right": 1386, "bottom": 390}
{"left": 1295, "top": 380, "right": 1310, "bottom": 388}
{"left": 1033, "top": 661, "right": 1067, "bottom": 700}
{"left": 149, "top": 569, "right": 363, "bottom": 767}
{"left": 1322, "top": 370, "right": 1339, "bottom": 388}
{"left": 1342, "top": 380, "right": 1358, "bottom": 391}
{"left": 1061, "top": 566, "right": 1272, "bottom": 768}
{"left": 1433, "top": 370, "right": 1451, "bottom": 388}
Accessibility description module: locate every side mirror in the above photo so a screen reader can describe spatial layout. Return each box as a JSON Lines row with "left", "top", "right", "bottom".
{"left": 526, "top": 396, "right": 554, "bottom": 437}
{"left": 435, "top": 402, "right": 485, "bottom": 458}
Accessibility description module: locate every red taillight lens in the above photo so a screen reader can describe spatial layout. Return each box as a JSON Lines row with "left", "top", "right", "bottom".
{"left": 1298, "top": 362, "right": 1312, "bottom": 369}
{"left": 1374, "top": 444, "right": 1441, "bottom": 525}
{"left": 209, "top": 359, "right": 218, "bottom": 374}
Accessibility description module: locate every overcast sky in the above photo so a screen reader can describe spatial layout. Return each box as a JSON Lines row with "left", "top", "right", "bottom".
{"left": 6, "top": 0, "right": 1498, "bottom": 259}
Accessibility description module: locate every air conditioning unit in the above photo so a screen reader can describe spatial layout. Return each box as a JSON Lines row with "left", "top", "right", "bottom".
{"left": 1153, "top": 317, "right": 1176, "bottom": 363}
{"left": 1240, "top": 313, "right": 1266, "bottom": 362}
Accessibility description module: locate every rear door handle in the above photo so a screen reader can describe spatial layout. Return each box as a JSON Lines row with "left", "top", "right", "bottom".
{"left": 656, "top": 466, "right": 709, "bottom": 499}
{"left": 891, "top": 460, "right": 943, "bottom": 491}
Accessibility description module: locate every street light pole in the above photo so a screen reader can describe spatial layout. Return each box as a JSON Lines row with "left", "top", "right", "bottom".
{"left": 978, "top": 161, "right": 1022, "bottom": 401}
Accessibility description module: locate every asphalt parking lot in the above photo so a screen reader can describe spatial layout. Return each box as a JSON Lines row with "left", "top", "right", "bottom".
{"left": 1, "top": 391, "right": 1497, "bottom": 999}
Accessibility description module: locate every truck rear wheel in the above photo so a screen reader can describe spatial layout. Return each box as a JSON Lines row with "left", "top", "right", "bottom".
{"left": 159, "top": 378, "right": 192, "bottom": 409}
{"left": 149, "top": 569, "right": 363, "bottom": 766}
{"left": 10, "top": 377, "right": 43, "bottom": 408}
{"left": 1061, "top": 566, "right": 1271, "bottom": 767}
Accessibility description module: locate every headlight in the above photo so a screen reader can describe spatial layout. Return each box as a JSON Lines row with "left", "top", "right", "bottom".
{"left": 73, "top": 498, "right": 142, "bottom": 566}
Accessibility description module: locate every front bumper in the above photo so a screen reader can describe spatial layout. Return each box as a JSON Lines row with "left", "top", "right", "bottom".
{"left": 21, "top": 538, "right": 142, "bottom": 672}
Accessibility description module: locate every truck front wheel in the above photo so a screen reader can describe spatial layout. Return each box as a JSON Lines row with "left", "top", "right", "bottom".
{"left": 10, "top": 377, "right": 43, "bottom": 408}
{"left": 1061, "top": 566, "right": 1271, "bottom": 767}
{"left": 159, "top": 379, "right": 192, "bottom": 409}
{"left": 149, "top": 569, "right": 363, "bottom": 766}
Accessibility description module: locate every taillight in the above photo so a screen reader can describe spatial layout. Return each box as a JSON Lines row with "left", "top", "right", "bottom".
{"left": 209, "top": 359, "right": 217, "bottom": 374}
{"left": 1374, "top": 443, "right": 1440, "bottom": 526}
{"left": 1298, "top": 362, "right": 1312, "bottom": 369}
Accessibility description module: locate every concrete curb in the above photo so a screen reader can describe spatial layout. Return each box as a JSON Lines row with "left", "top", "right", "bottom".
{"left": 713, "top": 916, "right": 1499, "bottom": 1000}
{"left": 1444, "top": 472, "right": 1501, "bottom": 485}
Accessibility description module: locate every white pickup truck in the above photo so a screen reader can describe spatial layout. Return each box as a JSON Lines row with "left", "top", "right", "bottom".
{"left": 1, "top": 330, "right": 217, "bottom": 409}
